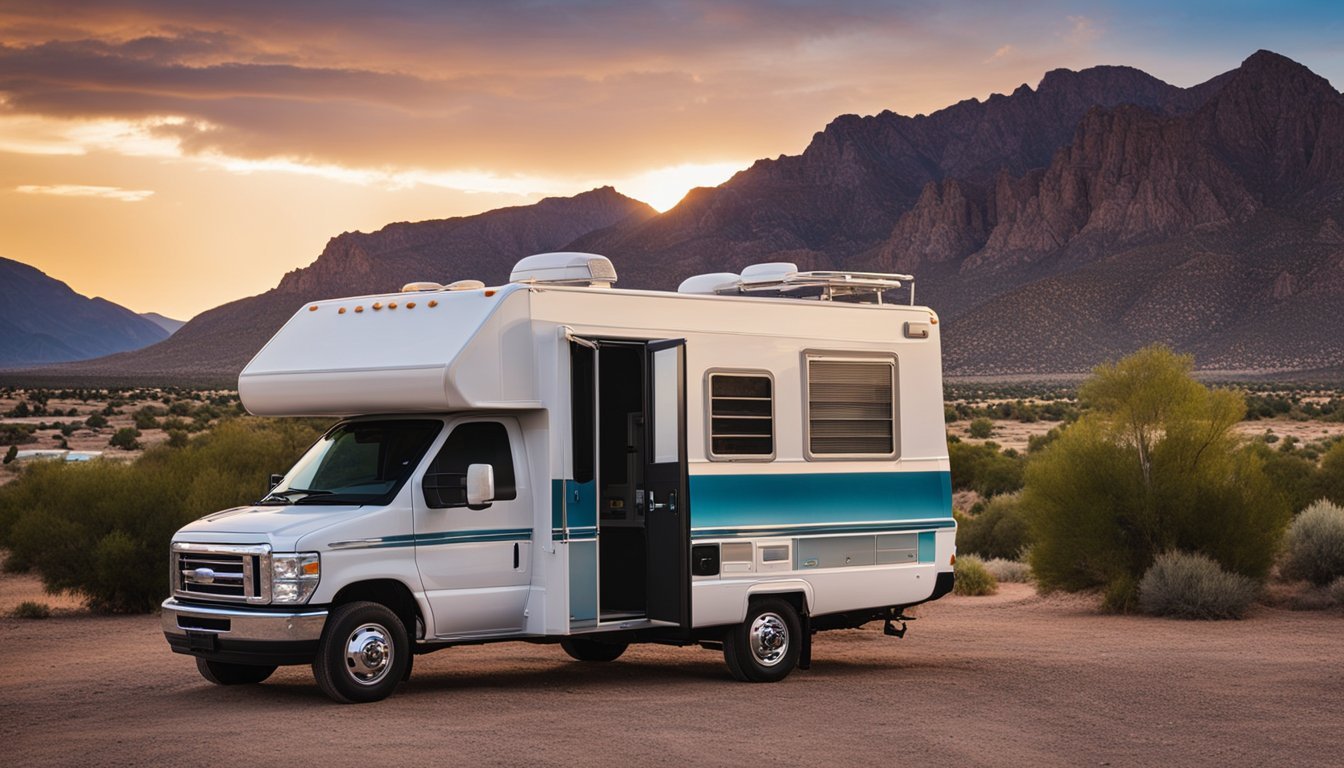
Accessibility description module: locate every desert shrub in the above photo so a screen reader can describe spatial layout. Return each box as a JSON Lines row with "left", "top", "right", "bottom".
{"left": 132, "top": 407, "right": 163, "bottom": 430}
{"left": 1247, "top": 444, "right": 1321, "bottom": 515}
{"left": 1025, "top": 346, "right": 1290, "bottom": 609}
{"left": 3, "top": 445, "right": 15, "bottom": 465}
{"left": 1279, "top": 499, "right": 1344, "bottom": 586}
{"left": 0, "top": 423, "right": 37, "bottom": 445}
{"left": 84, "top": 413, "right": 108, "bottom": 429}
{"left": 109, "top": 427, "right": 141, "bottom": 450}
{"left": 1317, "top": 441, "right": 1344, "bottom": 507}
{"left": 953, "top": 555, "right": 998, "bottom": 596}
{"left": 957, "top": 492, "right": 1031, "bottom": 559}
{"left": 11, "top": 600, "right": 51, "bottom": 619}
{"left": 968, "top": 417, "right": 994, "bottom": 439}
{"left": 0, "top": 417, "right": 328, "bottom": 612}
{"left": 982, "top": 558, "right": 1032, "bottom": 583}
{"left": 948, "top": 440, "right": 1025, "bottom": 497}
{"left": 1329, "top": 577, "right": 1344, "bottom": 606}
{"left": 1138, "top": 551, "right": 1259, "bottom": 620}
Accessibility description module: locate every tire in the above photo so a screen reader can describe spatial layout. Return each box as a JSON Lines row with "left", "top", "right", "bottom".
{"left": 195, "top": 658, "right": 276, "bottom": 685}
{"left": 723, "top": 598, "right": 802, "bottom": 683}
{"left": 312, "top": 601, "right": 409, "bottom": 704}
{"left": 560, "top": 637, "right": 629, "bottom": 662}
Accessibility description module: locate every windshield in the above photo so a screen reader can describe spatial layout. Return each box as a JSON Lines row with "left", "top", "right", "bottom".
{"left": 262, "top": 419, "right": 442, "bottom": 506}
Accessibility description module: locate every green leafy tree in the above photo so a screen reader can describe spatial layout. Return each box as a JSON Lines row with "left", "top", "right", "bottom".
{"left": 1023, "top": 346, "right": 1290, "bottom": 610}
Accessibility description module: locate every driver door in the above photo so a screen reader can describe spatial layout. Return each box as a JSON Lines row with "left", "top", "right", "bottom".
{"left": 413, "top": 418, "right": 532, "bottom": 639}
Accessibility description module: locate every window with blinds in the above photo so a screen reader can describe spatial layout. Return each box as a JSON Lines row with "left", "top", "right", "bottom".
{"left": 806, "top": 358, "right": 897, "bottom": 457}
{"left": 707, "top": 372, "right": 774, "bottom": 459}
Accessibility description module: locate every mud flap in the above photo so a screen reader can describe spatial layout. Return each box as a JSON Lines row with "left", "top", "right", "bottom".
{"left": 798, "top": 610, "right": 812, "bottom": 670}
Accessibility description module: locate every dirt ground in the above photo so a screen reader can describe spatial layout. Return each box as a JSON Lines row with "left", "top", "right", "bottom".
{"left": 2, "top": 584, "right": 1340, "bottom": 767}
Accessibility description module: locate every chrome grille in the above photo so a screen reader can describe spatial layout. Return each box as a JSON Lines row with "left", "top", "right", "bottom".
{"left": 172, "top": 543, "right": 271, "bottom": 604}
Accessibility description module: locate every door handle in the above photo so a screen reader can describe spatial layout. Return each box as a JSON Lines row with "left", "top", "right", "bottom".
{"left": 648, "top": 492, "right": 676, "bottom": 512}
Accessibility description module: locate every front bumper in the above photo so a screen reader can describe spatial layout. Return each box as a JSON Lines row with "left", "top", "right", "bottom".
{"left": 161, "top": 598, "right": 328, "bottom": 666}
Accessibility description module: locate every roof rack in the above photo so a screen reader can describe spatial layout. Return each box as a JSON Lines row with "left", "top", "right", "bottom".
{"left": 679, "top": 262, "right": 917, "bottom": 305}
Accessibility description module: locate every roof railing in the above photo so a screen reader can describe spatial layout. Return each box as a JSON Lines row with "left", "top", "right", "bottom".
{"left": 680, "top": 263, "right": 917, "bottom": 305}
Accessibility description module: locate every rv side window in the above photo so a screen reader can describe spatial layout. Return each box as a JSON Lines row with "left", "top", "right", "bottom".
{"left": 423, "top": 421, "right": 518, "bottom": 509}
{"left": 805, "top": 357, "right": 898, "bottom": 458}
{"left": 706, "top": 371, "right": 774, "bottom": 460}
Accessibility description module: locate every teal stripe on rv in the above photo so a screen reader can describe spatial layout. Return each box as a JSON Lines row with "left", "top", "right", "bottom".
{"left": 332, "top": 528, "right": 532, "bottom": 549}
{"left": 688, "top": 471, "right": 952, "bottom": 538}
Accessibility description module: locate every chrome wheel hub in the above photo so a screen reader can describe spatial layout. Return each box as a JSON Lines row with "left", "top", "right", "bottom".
{"left": 749, "top": 612, "right": 789, "bottom": 667}
{"left": 344, "top": 623, "right": 393, "bottom": 685}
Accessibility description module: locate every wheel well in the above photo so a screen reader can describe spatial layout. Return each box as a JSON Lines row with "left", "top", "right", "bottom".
{"left": 750, "top": 591, "right": 807, "bottom": 616}
{"left": 331, "top": 580, "right": 422, "bottom": 637}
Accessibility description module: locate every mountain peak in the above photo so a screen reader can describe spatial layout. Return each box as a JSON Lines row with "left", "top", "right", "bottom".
{"left": 1231, "top": 49, "right": 1338, "bottom": 97}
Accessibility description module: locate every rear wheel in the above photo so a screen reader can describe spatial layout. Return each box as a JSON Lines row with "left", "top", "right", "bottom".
{"left": 312, "top": 601, "right": 409, "bottom": 704}
{"left": 195, "top": 658, "right": 276, "bottom": 686}
{"left": 560, "top": 637, "right": 629, "bottom": 662}
{"left": 723, "top": 598, "right": 801, "bottom": 683}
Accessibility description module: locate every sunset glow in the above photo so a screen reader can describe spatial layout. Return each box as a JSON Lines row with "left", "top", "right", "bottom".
{"left": 1, "top": 1, "right": 1341, "bottom": 319}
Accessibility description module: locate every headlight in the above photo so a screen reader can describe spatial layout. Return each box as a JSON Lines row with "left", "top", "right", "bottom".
{"left": 271, "top": 552, "right": 320, "bottom": 604}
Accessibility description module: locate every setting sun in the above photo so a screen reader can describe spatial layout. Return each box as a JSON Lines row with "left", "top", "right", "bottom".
{"left": 611, "top": 162, "right": 746, "bottom": 212}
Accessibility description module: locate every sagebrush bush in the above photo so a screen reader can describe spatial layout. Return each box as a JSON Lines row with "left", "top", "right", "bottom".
{"left": 0, "top": 417, "right": 329, "bottom": 612}
{"left": 11, "top": 600, "right": 51, "bottom": 619}
{"left": 1279, "top": 499, "right": 1344, "bottom": 586}
{"left": 953, "top": 555, "right": 998, "bottom": 596}
{"left": 982, "top": 558, "right": 1032, "bottom": 583}
{"left": 1138, "top": 551, "right": 1259, "bottom": 619}
{"left": 956, "top": 492, "right": 1031, "bottom": 559}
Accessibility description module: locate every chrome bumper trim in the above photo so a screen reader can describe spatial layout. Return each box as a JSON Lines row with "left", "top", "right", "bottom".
{"left": 160, "top": 598, "right": 327, "bottom": 643}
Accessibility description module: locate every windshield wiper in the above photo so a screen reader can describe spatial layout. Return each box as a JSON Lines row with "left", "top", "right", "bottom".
{"left": 259, "top": 488, "right": 332, "bottom": 505}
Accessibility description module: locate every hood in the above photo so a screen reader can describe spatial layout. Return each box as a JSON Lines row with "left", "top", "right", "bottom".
{"left": 175, "top": 504, "right": 369, "bottom": 547}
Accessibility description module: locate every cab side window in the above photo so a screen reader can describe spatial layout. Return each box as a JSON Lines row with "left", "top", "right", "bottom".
{"left": 423, "top": 421, "right": 518, "bottom": 509}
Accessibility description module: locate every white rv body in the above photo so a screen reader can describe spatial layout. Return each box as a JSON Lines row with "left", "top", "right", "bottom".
{"left": 163, "top": 255, "right": 955, "bottom": 702}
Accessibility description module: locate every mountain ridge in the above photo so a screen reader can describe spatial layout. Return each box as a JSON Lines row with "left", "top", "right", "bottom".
{"left": 8, "top": 49, "right": 1344, "bottom": 384}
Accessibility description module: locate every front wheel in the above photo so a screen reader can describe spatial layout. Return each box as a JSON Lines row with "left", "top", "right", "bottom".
{"left": 312, "top": 601, "right": 410, "bottom": 704}
{"left": 560, "top": 637, "right": 628, "bottom": 662}
{"left": 723, "top": 598, "right": 802, "bottom": 683}
{"left": 196, "top": 658, "right": 276, "bottom": 685}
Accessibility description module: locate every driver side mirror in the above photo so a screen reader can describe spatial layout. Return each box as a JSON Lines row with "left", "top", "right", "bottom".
{"left": 466, "top": 463, "right": 495, "bottom": 508}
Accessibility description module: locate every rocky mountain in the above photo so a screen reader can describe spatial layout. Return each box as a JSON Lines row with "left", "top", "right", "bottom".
{"left": 22, "top": 188, "right": 654, "bottom": 384}
{"left": 12, "top": 49, "right": 1343, "bottom": 383}
{"left": 0, "top": 256, "right": 169, "bottom": 367}
{"left": 580, "top": 50, "right": 1344, "bottom": 376}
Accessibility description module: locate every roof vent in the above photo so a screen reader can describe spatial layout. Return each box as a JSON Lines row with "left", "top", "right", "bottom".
{"left": 446, "top": 279, "right": 485, "bottom": 291}
{"left": 401, "top": 281, "right": 445, "bottom": 292}
{"left": 510, "top": 252, "right": 617, "bottom": 288}
{"left": 677, "top": 272, "right": 740, "bottom": 294}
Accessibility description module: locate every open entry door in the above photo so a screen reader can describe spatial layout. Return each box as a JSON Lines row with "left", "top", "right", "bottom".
{"left": 644, "top": 339, "right": 690, "bottom": 628}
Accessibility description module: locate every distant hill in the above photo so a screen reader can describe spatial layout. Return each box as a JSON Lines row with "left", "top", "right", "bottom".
{"left": 20, "top": 187, "right": 654, "bottom": 384}
{"left": 13, "top": 50, "right": 1344, "bottom": 384}
{"left": 139, "top": 313, "right": 186, "bottom": 335}
{"left": 0, "top": 257, "right": 169, "bottom": 368}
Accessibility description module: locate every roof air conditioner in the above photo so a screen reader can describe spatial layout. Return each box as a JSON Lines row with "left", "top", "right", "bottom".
{"left": 677, "top": 272, "right": 740, "bottom": 294}
{"left": 510, "top": 252, "right": 617, "bottom": 288}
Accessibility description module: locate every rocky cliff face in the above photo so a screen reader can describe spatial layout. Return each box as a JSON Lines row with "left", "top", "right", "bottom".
{"left": 0, "top": 257, "right": 168, "bottom": 368}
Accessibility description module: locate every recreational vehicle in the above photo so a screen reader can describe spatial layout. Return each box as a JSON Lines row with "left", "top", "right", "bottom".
{"left": 161, "top": 253, "right": 956, "bottom": 703}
